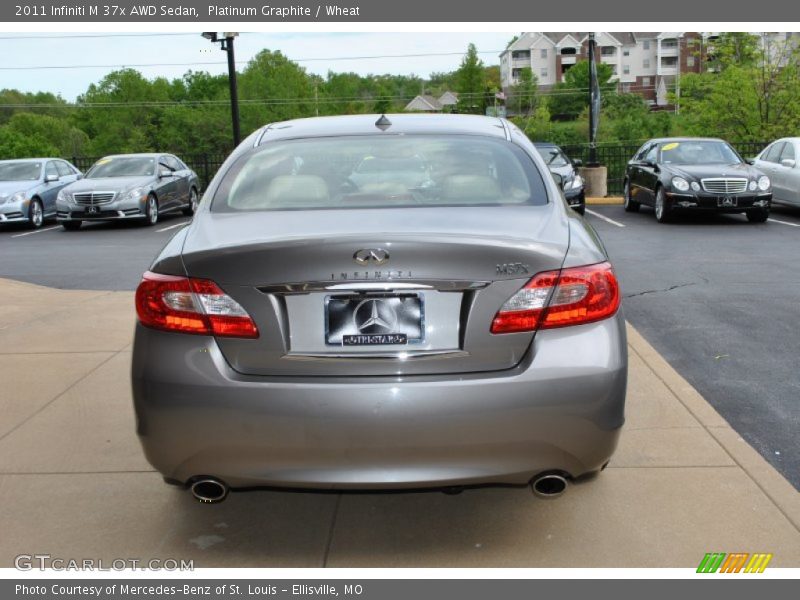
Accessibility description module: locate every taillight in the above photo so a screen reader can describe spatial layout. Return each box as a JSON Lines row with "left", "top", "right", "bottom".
{"left": 135, "top": 271, "right": 259, "bottom": 338}
{"left": 491, "top": 261, "right": 620, "bottom": 334}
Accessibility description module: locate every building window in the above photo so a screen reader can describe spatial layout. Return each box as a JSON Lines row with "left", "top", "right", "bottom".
{"left": 643, "top": 76, "right": 651, "bottom": 87}
{"left": 623, "top": 49, "right": 630, "bottom": 56}
{"left": 540, "top": 48, "right": 548, "bottom": 59}
{"left": 511, "top": 50, "right": 530, "bottom": 60}
{"left": 643, "top": 40, "right": 650, "bottom": 50}
{"left": 687, "top": 55, "right": 695, "bottom": 67}
{"left": 512, "top": 68, "right": 523, "bottom": 80}
{"left": 643, "top": 58, "right": 650, "bottom": 69}
{"left": 662, "top": 38, "right": 678, "bottom": 49}
{"left": 601, "top": 46, "right": 616, "bottom": 56}
{"left": 622, "top": 83, "right": 631, "bottom": 92}
{"left": 623, "top": 65, "right": 630, "bottom": 75}
{"left": 661, "top": 56, "right": 678, "bottom": 68}
{"left": 541, "top": 67, "right": 548, "bottom": 78}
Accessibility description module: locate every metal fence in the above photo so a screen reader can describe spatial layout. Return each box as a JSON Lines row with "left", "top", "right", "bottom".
{"left": 560, "top": 140, "right": 772, "bottom": 195}
{"left": 67, "top": 141, "right": 772, "bottom": 197}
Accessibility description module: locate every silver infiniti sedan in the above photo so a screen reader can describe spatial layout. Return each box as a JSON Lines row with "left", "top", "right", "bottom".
{"left": 57, "top": 153, "right": 201, "bottom": 230}
{"left": 0, "top": 158, "right": 82, "bottom": 228}
{"left": 131, "top": 114, "right": 627, "bottom": 503}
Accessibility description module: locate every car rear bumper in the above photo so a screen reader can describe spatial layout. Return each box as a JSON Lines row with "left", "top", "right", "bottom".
{"left": 131, "top": 313, "right": 627, "bottom": 489}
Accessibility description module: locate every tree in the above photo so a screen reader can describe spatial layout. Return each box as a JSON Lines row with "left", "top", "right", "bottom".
{"left": 511, "top": 67, "right": 538, "bottom": 116}
{"left": 707, "top": 33, "right": 760, "bottom": 71}
{"left": 455, "top": 43, "right": 487, "bottom": 114}
{"left": 548, "top": 61, "right": 615, "bottom": 119}
{"left": 238, "top": 50, "right": 314, "bottom": 133}
{"left": 679, "top": 36, "right": 800, "bottom": 141}
{"left": 0, "top": 127, "right": 58, "bottom": 157}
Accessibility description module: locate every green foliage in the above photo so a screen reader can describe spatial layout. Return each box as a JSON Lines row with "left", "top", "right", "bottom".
{"left": 679, "top": 37, "right": 800, "bottom": 141}
{"left": 511, "top": 67, "right": 538, "bottom": 116}
{"left": 0, "top": 127, "right": 59, "bottom": 158}
{"left": 548, "top": 61, "right": 615, "bottom": 118}
{"left": 455, "top": 43, "right": 487, "bottom": 114}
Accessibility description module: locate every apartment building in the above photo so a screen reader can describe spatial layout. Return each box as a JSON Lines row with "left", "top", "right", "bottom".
{"left": 500, "top": 32, "right": 712, "bottom": 107}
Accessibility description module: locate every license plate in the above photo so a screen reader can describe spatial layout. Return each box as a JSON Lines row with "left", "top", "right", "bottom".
{"left": 717, "top": 196, "right": 738, "bottom": 207}
{"left": 326, "top": 294, "right": 423, "bottom": 346}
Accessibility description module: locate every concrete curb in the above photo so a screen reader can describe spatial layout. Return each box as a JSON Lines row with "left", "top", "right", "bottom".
{"left": 587, "top": 197, "right": 624, "bottom": 205}
{"left": 626, "top": 324, "right": 800, "bottom": 531}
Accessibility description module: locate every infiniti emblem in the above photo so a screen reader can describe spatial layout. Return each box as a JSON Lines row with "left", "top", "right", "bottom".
{"left": 353, "top": 299, "right": 397, "bottom": 333}
{"left": 353, "top": 248, "right": 389, "bottom": 266}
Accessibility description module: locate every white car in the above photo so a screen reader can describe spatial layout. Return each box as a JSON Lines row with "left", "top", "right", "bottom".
{"left": 753, "top": 138, "right": 800, "bottom": 207}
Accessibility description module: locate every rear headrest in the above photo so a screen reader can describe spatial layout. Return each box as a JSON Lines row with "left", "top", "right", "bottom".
{"left": 441, "top": 175, "right": 502, "bottom": 203}
{"left": 264, "top": 175, "right": 329, "bottom": 206}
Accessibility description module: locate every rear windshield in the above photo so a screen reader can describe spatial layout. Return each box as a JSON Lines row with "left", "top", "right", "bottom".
{"left": 535, "top": 146, "right": 571, "bottom": 168}
{"left": 212, "top": 135, "right": 548, "bottom": 212}
{"left": 86, "top": 156, "right": 156, "bottom": 178}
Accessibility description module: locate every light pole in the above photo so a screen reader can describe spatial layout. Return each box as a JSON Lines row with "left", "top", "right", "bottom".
{"left": 202, "top": 32, "right": 241, "bottom": 147}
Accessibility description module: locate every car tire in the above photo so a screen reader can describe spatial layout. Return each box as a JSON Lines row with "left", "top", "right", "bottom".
{"left": 623, "top": 180, "right": 640, "bottom": 212}
{"left": 144, "top": 194, "right": 159, "bottom": 226}
{"left": 28, "top": 198, "right": 44, "bottom": 229}
{"left": 61, "top": 220, "right": 82, "bottom": 231}
{"left": 182, "top": 187, "right": 199, "bottom": 216}
{"left": 654, "top": 187, "right": 672, "bottom": 223}
{"left": 746, "top": 208, "right": 769, "bottom": 223}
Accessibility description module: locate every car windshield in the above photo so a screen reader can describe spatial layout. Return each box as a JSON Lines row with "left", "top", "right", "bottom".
{"left": 660, "top": 141, "right": 742, "bottom": 165}
{"left": 0, "top": 162, "right": 41, "bottom": 181}
{"left": 214, "top": 135, "right": 546, "bottom": 212}
{"left": 86, "top": 156, "right": 156, "bottom": 178}
{"left": 535, "top": 146, "right": 570, "bottom": 167}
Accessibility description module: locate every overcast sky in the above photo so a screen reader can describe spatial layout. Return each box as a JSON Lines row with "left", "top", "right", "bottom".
{"left": 1, "top": 32, "right": 515, "bottom": 100}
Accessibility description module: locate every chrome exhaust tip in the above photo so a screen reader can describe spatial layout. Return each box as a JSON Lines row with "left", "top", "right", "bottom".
{"left": 190, "top": 478, "right": 229, "bottom": 503}
{"left": 531, "top": 473, "right": 568, "bottom": 498}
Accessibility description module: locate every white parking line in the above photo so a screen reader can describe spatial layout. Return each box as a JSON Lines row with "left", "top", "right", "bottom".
{"left": 768, "top": 218, "right": 800, "bottom": 228}
{"left": 11, "top": 225, "right": 61, "bottom": 238}
{"left": 156, "top": 221, "right": 190, "bottom": 233}
{"left": 585, "top": 208, "right": 626, "bottom": 228}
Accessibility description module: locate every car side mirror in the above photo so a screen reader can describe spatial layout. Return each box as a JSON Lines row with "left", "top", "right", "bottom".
{"left": 76, "top": 173, "right": 83, "bottom": 180}
{"left": 781, "top": 158, "right": 797, "bottom": 168}
{"left": 45, "top": 174, "right": 59, "bottom": 183}
{"left": 551, "top": 172, "right": 564, "bottom": 190}
{"left": 159, "top": 169, "right": 173, "bottom": 178}
{"left": 572, "top": 158, "right": 583, "bottom": 167}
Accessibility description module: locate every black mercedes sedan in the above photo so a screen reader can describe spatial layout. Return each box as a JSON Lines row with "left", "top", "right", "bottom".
{"left": 623, "top": 138, "right": 772, "bottom": 223}
{"left": 534, "top": 142, "right": 585, "bottom": 215}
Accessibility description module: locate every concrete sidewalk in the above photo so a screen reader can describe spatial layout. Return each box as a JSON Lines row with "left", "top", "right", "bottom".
{"left": 0, "top": 277, "right": 797, "bottom": 568}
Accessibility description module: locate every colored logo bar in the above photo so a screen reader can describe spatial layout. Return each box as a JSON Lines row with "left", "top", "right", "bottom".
{"left": 697, "top": 552, "right": 773, "bottom": 573}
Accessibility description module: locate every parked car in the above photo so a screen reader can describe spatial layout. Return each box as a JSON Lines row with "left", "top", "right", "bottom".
{"left": 0, "top": 158, "right": 82, "bottom": 229}
{"left": 534, "top": 142, "right": 585, "bottom": 215}
{"left": 131, "top": 114, "right": 626, "bottom": 503}
{"left": 56, "top": 153, "right": 201, "bottom": 230}
{"left": 752, "top": 138, "right": 800, "bottom": 208}
{"left": 623, "top": 138, "right": 772, "bottom": 223}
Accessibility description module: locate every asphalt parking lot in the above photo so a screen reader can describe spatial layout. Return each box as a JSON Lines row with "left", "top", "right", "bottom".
{"left": 584, "top": 203, "right": 800, "bottom": 489}
{"left": 1, "top": 204, "right": 798, "bottom": 490}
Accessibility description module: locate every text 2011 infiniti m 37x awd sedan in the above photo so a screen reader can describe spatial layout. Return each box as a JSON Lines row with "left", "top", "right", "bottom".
{"left": 131, "top": 114, "right": 627, "bottom": 503}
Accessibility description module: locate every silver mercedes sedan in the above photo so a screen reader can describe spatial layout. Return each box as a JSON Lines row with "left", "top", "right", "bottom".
{"left": 57, "top": 153, "right": 201, "bottom": 230}
{"left": 131, "top": 114, "right": 627, "bottom": 503}
{"left": 0, "top": 158, "right": 82, "bottom": 228}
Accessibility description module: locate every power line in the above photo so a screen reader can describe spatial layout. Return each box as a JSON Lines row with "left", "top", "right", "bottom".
{"left": 0, "top": 50, "right": 506, "bottom": 71}
{"left": 0, "top": 33, "right": 200, "bottom": 41}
